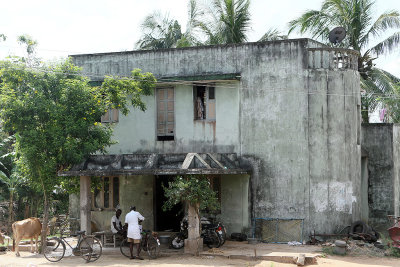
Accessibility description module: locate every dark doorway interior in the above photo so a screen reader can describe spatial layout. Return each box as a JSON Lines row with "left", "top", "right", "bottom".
{"left": 154, "top": 175, "right": 183, "bottom": 231}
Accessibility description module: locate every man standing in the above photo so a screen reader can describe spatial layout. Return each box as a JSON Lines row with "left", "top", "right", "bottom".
{"left": 125, "top": 206, "right": 144, "bottom": 260}
{"left": 111, "top": 209, "right": 125, "bottom": 236}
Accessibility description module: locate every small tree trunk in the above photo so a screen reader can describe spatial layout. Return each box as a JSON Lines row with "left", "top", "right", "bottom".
{"left": 40, "top": 186, "right": 49, "bottom": 254}
{"left": 184, "top": 202, "right": 203, "bottom": 255}
{"left": 8, "top": 191, "right": 14, "bottom": 233}
{"left": 187, "top": 202, "right": 200, "bottom": 239}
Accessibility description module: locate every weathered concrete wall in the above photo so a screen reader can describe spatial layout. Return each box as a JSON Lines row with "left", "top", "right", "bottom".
{"left": 220, "top": 174, "right": 249, "bottom": 235}
{"left": 393, "top": 126, "right": 400, "bottom": 217}
{"left": 72, "top": 39, "right": 361, "bottom": 237}
{"left": 361, "top": 124, "right": 395, "bottom": 225}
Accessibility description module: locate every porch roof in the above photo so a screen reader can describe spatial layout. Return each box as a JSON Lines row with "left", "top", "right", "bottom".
{"left": 58, "top": 153, "right": 251, "bottom": 177}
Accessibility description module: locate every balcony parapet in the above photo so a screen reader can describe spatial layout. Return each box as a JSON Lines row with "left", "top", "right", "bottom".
{"left": 307, "top": 48, "right": 359, "bottom": 70}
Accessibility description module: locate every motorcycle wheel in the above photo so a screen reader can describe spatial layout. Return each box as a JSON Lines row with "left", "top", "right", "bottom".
{"left": 170, "top": 233, "right": 185, "bottom": 249}
{"left": 205, "top": 230, "right": 222, "bottom": 248}
{"left": 219, "top": 226, "right": 227, "bottom": 246}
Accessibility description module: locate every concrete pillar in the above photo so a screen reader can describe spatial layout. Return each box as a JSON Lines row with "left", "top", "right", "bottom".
{"left": 184, "top": 203, "right": 203, "bottom": 255}
{"left": 80, "top": 176, "right": 91, "bottom": 234}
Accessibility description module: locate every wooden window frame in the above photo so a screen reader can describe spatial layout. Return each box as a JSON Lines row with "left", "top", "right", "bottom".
{"left": 156, "top": 87, "right": 175, "bottom": 141}
{"left": 91, "top": 176, "right": 119, "bottom": 210}
{"left": 194, "top": 85, "right": 216, "bottom": 121}
{"left": 101, "top": 108, "right": 119, "bottom": 123}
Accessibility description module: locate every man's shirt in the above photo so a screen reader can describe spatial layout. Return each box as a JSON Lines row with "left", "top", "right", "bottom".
{"left": 111, "top": 215, "right": 121, "bottom": 233}
{"left": 125, "top": 211, "right": 144, "bottom": 239}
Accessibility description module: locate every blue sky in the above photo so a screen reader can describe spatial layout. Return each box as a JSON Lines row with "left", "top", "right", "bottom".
{"left": 0, "top": 0, "right": 399, "bottom": 76}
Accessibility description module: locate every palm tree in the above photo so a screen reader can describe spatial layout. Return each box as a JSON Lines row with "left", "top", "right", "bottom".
{"left": 258, "top": 28, "right": 288, "bottom": 42}
{"left": 200, "top": 0, "right": 251, "bottom": 44}
{"left": 136, "top": 0, "right": 203, "bottom": 49}
{"left": 136, "top": 12, "right": 183, "bottom": 50}
{"left": 288, "top": 0, "right": 400, "bottom": 122}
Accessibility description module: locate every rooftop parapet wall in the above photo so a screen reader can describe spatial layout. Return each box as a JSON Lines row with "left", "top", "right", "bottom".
{"left": 307, "top": 48, "right": 359, "bottom": 70}
{"left": 71, "top": 39, "right": 323, "bottom": 81}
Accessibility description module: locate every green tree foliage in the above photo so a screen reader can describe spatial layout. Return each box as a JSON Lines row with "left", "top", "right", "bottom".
{"left": 162, "top": 175, "right": 220, "bottom": 212}
{"left": 0, "top": 133, "right": 23, "bottom": 229}
{"left": 0, "top": 58, "right": 156, "bottom": 249}
{"left": 288, "top": 0, "right": 400, "bottom": 122}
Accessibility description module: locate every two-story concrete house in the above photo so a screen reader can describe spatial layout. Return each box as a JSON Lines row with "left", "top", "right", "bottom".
{"left": 63, "top": 38, "right": 363, "bottom": 241}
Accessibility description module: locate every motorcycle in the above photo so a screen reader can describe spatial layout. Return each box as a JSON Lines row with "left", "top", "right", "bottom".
{"left": 169, "top": 216, "right": 226, "bottom": 249}
{"left": 201, "top": 217, "right": 227, "bottom": 246}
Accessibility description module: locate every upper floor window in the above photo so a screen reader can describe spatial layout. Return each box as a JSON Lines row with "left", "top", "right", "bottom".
{"left": 157, "top": 88, "right": 175, "bottom": 141}
{"left": 194, "top": 85, "right": 215, "bottom": 121}
{"left": 101, "top": 108, "right": 119, "bottom": 123}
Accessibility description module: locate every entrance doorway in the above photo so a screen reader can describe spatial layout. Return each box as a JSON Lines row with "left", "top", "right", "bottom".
{"left": 154, "top": 175, "right": 183, "bottom": 231}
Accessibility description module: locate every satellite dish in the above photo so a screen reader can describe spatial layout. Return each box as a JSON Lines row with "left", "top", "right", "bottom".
{"left": 329, "top": 27, "right": 346, "bottom": 44}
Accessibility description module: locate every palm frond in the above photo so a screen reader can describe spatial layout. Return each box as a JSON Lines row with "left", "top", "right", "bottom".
{"left": 288, "top": 10, "right": 333, "bottom": 41}
{"left": 370, "top": 32, "right": 400, "bottom": 55}
{"left": 361, "top": 10, "right": 400, "bottom": 49}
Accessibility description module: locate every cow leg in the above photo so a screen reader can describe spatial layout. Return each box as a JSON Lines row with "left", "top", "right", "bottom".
{"left": 30, "top": 238, "right": 33, "bottom": 253}
{"left": 15, "top": 237, "right": 21, "bottom": 257}
{"left": 34, "top": 236, "right": 38, "bottom": 253}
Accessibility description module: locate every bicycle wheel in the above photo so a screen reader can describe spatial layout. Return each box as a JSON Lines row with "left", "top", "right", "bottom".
{"left": 120, "top": 238, "right": 131, "bottom": 258}
{"left": 43, "top": 237, "right": 65, "bottom": 262}
{"left": 146, "top": 236, "right": 160, "bottom": 259}
{"left": 79, "top": 236, "right": 102, "bottom": 262}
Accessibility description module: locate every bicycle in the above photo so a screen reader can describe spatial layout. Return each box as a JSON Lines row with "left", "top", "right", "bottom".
{"left": 43, "top": 230, "right": 102, "bottom": 262}
{"left": 120, "top": 230, "right": 160, "bottom": 259}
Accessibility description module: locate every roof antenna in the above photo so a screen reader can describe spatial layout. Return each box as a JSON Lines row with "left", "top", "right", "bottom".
{"left": 329, "top": 27, "right": 346, "bottom": 45}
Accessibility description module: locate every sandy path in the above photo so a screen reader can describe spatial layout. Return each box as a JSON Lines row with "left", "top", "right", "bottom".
{"left": 1, "top": 251, "right": 400, "bottom": 267}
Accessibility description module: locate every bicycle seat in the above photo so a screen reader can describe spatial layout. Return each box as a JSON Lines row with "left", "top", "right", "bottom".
{"left": 76, "top": 230, "right": 86, "bottom": 235}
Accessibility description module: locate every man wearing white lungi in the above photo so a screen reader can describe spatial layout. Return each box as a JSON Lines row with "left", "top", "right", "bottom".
{"left": 125, "top": 206, "right": 145, "bottom": 259}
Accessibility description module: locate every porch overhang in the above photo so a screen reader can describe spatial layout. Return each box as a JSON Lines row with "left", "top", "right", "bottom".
{"left": 88, "top": 73, "right": 241, "bottom": 87}
{"left": 58, "top": 153, "right": 251, "bottom": 177}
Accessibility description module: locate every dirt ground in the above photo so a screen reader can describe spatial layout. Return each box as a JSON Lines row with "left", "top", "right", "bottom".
{"left": 0, "top": 250, "right": 400, "bottom": 267}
